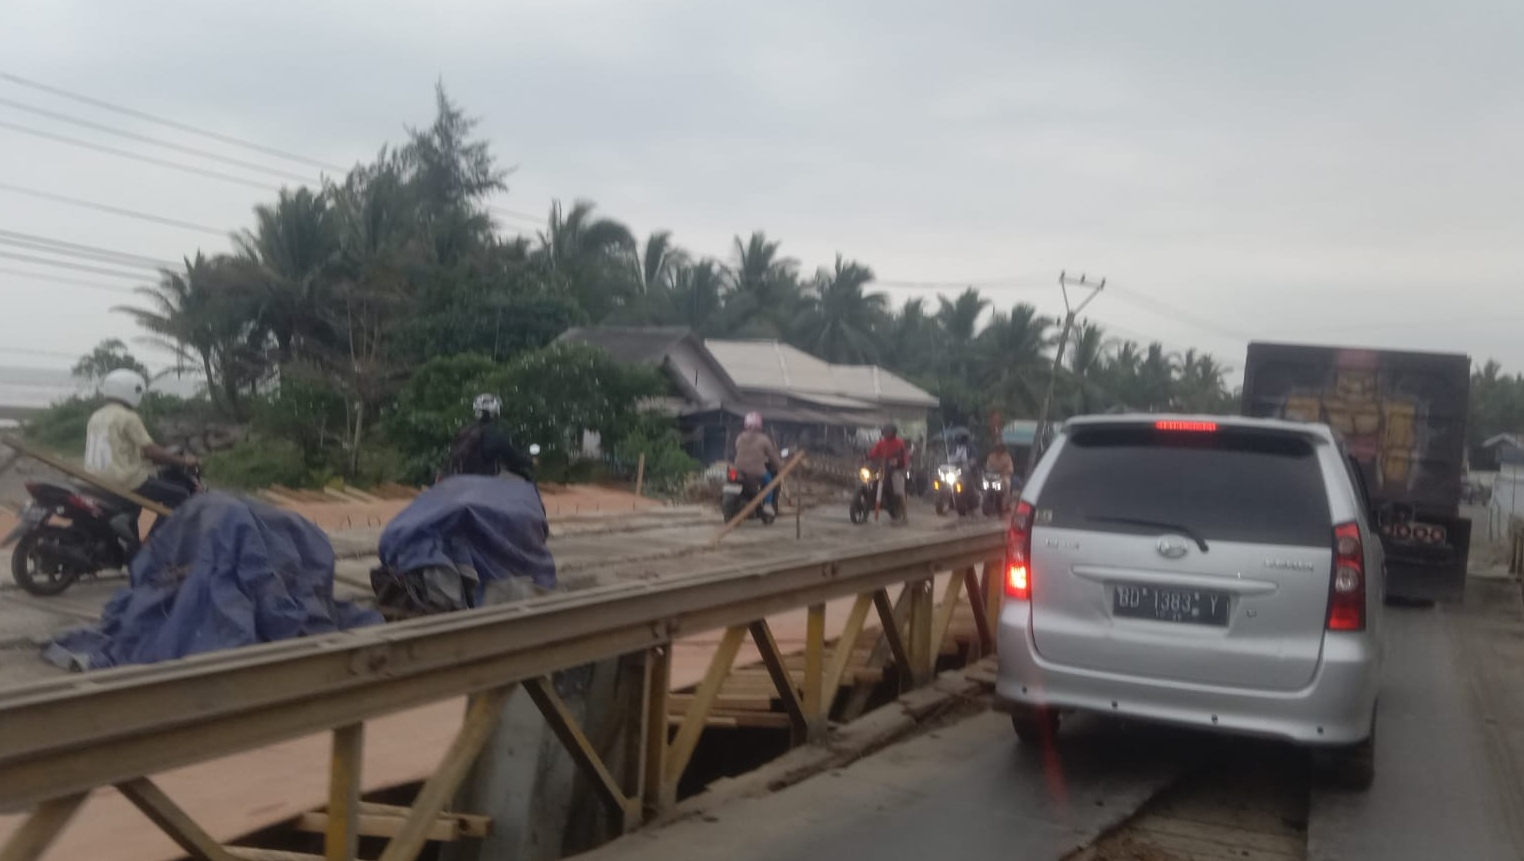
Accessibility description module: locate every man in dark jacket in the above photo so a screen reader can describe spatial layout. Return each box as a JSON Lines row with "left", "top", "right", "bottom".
{"left": 447, "top": 394, "right": 536, "bottom": 481}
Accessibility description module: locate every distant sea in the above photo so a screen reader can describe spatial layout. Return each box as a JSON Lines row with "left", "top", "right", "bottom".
{"left": 0, "top": 366, "right": 203, "bottom": 414}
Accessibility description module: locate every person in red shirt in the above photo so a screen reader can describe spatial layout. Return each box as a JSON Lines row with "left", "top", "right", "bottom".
{"left": 866, "top": 424, "right": 910, "bottom": 523}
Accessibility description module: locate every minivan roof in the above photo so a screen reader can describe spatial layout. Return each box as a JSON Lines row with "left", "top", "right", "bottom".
{"left": 1062, "top": 413, "right": 1337, "bottom": 443}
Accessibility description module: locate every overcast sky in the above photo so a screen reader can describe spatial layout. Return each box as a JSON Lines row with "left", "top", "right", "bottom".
{"left": 1, "top": 0, "right": 1522, "bottom": 379}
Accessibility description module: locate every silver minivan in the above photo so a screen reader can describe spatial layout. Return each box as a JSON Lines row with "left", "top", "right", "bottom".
{"left": 995, "top": 415, "right": 1384, "bottom": 787}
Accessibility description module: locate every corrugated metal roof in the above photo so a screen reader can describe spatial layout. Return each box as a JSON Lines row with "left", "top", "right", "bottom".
{"left": 705, "top": 339, "right": 938, "bottom": 408}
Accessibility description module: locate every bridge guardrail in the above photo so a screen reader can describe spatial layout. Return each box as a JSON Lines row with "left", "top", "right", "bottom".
{"left": 0, "top": 525, "right": 1007, "bottom": 861}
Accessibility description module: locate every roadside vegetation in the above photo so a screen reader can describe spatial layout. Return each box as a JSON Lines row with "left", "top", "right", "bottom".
{"left": 34, "top": 83, "right": 1518, "bottom": 493}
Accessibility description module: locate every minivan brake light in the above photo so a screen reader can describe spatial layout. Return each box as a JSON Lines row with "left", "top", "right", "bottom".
{"left": 1155, "top": 420, "right": 1218, "bottom": 432}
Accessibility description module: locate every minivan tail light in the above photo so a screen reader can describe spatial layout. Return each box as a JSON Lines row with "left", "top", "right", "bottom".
{"left": 1004, "top": 501, "right": 1035, "bottom": 601}
{"left": 1327, "top": 521, "right": 1365, "bottom": 631}
{"left": 1155, "top": 420, "right": 1218, "bottom": 432}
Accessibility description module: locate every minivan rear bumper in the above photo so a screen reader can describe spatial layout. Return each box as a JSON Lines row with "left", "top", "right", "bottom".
{"left": 994, "top": 603, "right": 1379, "bottom": 746}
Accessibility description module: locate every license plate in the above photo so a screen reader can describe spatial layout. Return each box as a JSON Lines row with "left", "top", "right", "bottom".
{"left": 722, "top": 483, "right": 742, "bottom": 496}
{"left": 1113, "top": 584, "right": 1230, "bottom": 626}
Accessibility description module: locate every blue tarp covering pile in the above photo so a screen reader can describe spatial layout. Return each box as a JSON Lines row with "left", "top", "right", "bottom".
{"left": 377, "top": 476, "right": 555, "bottom": 603}
{"left": 47, "top": 492, "right": 382, "bottom": 671}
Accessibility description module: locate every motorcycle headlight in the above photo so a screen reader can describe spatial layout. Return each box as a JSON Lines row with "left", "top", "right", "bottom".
{"left": 859, "top": 467, "right": 872, "bottom": 482}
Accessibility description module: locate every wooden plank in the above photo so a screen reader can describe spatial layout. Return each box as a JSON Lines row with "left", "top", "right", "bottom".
{"left": 840, "top": 585, "right": 914, "bottom": 721}
{"left": 665, "top": 710, "right": 793, "bottom": 729}
{"left": 711, "top": 450, "right": 806, "bottom": 545}
{"left": 748, "top": 620, "right": 808, "bottom": 739}
{"left": 325, "top": 723, "right": 363, "bottom": 861}
{"left": 116, "top": 778, "right": 238, "bottom": 861}
{"left": 225, "top": 850, "right": 325, "bottom": 861}
{"left": 355, "top": 803, "right": 489, "bottom": 838}
{"left": 907, "top": 578, "right": 935, "bottom": 687}
{"left": 872, "top": 588, "right": 912, "bottom": 688}
{"left": 0, "top": 435, "right": 171, "bottom": 516}
{"left": 641, "top": 646, "right": 672, "bottom": 820}
{"left": 524, "top": 677, "right": 634, "bottom": 825}
{"left": 296, "top": 812, "right": 458, "bottom": 842}
{"left": 821, "top": 594, "right": 873, "bottom": 704}
{"left": 666, "top": 625, "right": 745, "bottom": 781}
{"left": 376, "top": 686, "right": 513, "bottom": 861}
{"left": 666, "top": 693, "right": 774, "bottom": 712}
{"left": 0, "top": 793, "right": 86, "bottom": 861}
{"left": 803, "top": 603, "right": 826, "bottom": 739}
{"left": 983, "top": 559, "right": 1003, "bottom": 650}
{"left": 930, "top": 570, "right": 966, "bottom": 658}
{"left": 961, "top": 567, "right": 992, "bottom": 655}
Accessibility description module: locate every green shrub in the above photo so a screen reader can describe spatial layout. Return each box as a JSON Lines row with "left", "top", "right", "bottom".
{"left": 612, "top": 411, "right": 700, "bottom": 497}
{"left": 203, "top": 437, "right": 307, "bottom": 490}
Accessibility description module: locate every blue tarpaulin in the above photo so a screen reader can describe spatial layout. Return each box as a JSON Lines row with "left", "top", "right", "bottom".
{"left": 378, "top": 476, "right": 555, "bottom": 600}
{"left": 47, "top": 492, "right": 382, "bottom": 671}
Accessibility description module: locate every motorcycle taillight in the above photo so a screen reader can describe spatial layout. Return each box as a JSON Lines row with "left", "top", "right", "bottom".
{"left": 66, "top": 494, "right": 101, "bottom": 515}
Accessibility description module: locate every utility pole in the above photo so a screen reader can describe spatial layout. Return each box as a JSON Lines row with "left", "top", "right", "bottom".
{"left": 1024, "top": 270, "right": 1106, "bottom": 478}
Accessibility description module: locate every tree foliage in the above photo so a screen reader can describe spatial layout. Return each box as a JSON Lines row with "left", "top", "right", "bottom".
{"left": 72, "top": 338, "right": 149, "bottom": 383}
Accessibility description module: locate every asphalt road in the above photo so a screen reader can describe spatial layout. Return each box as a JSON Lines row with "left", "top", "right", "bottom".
{"left": 587, "top": 578, "right": 1524, "bottom": 861}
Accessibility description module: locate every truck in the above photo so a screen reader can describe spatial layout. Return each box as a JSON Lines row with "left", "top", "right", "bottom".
{"left": 1241, "top": 342, "right": 1471, "bottom": 602}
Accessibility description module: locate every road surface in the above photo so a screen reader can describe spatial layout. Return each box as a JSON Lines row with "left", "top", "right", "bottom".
{"left": 586, "top": 578, "right": 1524, "bottom": 861}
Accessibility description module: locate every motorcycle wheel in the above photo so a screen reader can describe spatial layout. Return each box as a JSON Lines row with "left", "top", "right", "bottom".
{"left": 935, "top": 496, "right": 948, "bottom": 516}
{"left": 982, "top": 496, "right": 997, "bottom": 517}
{"left": 11, "top": 527, "right": 84, "bottom": 596}
{"left": 760, "top": 507, "right": 776, "bottom": 526}
{"left": 849, "top": 496, "right": 868, "bottom": 525}
{"left": 721, "top": 497, "right": 743, "bottom": 523}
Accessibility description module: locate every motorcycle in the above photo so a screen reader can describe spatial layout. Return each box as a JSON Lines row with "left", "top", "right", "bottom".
{"left": 720, "top": 451, "right": 783, "bottom": 526}
{"left": 932, "top": 463, "right": 980, "bottom": 517}
{"left": 849, "top": 464, "right": 906, "bottom": 525}
{"left": 980, "top": 470, "right": 1010, "bottom": 517}
{"left": 2, "top": 458, "right": 202, "bottom": 596}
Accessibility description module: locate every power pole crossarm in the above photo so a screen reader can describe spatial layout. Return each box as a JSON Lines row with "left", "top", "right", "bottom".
{"left": 1024, "top": 271, "right": 1106, "bottom": 479}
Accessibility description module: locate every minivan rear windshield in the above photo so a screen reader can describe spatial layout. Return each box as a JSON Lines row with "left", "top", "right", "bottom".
{"left": 1038, "top": 426, "right": 1332, "bottom": 547}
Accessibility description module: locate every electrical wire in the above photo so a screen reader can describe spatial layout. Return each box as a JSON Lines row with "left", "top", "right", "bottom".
{"left": 0, "top": 70, "right": 346, "bottom": 172}
{"left": 0, "top": 250, "right": 151, "bottom": 280}
{"left": 0, "top": 266, "right": 137, "bottom": 295}
{"left": 0, "top": 182, "right": 227, "bottom": 236}
{"left": 0, "top": 120, "right": 278, "bottom": 190}
{"left": 0, "top": 96, "right": 316, "bottom": 184}
{"left": 0, "top": 229, "right": 174, "bottom": 270}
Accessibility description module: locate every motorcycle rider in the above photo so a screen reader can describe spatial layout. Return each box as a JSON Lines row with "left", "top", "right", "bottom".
{"left": 446, "top": 394, "right": 536, "bottom": 481}
{"left": 733, "top": 411, "right": 782, "bottom": 515}
{"left": 866, "top": 423, "right": 911, "bottom": 523}
{"left": 84, "top": 369, "right": 199, "bottom": 515}
{"left": 986, "top": 443, "right": 1017, "bottom": 496}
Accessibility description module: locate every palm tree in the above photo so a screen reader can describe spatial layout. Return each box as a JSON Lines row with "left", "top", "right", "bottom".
{"left": 635, "top": 231, "right": 686, "bottom": 294}
{"left": 235, "top": 186, "right": 339, "bottom": 366}
{"left": 883, "top": 297, "right": 939, "bottom": 374}
{"left": 976, "top": 303, "right": 1053, "bottom": 417}
{"left": 1063, "top": 320, "right": 1110, "bottom": 415}
{"left": 722, "top": 231, "right": 799, "bottom": 337}
{"left": 1138, "top": 343, "right": 1177, "bottom": 411}
{"left": 115, "top": 252, "right": 263, "bottom": 417}
{"left": 660, "top": 259, "right": 727, "bottom": 334}
{"left": 537, "top": 200, "right": 635, "bottom": 322}
{"left": 1175, "top": 349, "right": 1232, "bottom": 413}
{"left": 791, "top": 255, "right": 886, "bottom": 364}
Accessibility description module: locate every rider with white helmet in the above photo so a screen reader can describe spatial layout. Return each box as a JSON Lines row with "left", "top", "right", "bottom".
{"left": 445, "top": 393, "right": 536, "bottom": 480}
{"left": 732, "top": 411, "right": 782, "bottom": 514}
{"left": 85, "top": 368, "right": 199, "bottom": 511}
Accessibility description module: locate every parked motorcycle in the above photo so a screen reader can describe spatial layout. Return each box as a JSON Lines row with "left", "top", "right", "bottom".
{"left": 849, "top": 465, "right": 905, "bottom": 525}
{"left": 980, "top": 470, "right": 1010, "bottom": 517}
{"left": 932, "top": 463, "right": 980, "bottom": 517}
{"left": 3, "top": 459, "right": 202, "bottom": 596}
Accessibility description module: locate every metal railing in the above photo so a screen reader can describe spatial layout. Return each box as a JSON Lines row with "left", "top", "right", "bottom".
{"left": 0, "top": 525, "right": 1006, "bottom": 861}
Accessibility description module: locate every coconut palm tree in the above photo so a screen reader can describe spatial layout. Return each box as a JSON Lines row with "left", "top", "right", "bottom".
{"left": 791, "top": 255, "right": 886, "bottom": 364}
{"left": 537, "top": 199, "right": 636, "bottom": 322}
{"left": 1063, "top": 320, "right": 1111, "bottom": 415}
{"left": 722, "top": 231, "right": 799, "bottom": 337}
{"left": 115, "top": 252, "right": 263, "bottom": 417}
{"left": 976, "top": 302, "right": 1053, "bottom": 417}
{"left": 235, "top": 186, "right": 340, "bottom": 366}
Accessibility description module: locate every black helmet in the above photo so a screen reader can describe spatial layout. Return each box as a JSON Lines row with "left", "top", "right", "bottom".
{"left": 882, "top": 423, "right": 898, "bottom": 438}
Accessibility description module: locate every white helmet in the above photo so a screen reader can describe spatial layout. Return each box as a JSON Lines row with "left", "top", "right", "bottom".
{"left": 101, "top": 368, "right": 147, "bottom": 409}
{"left": 744, "top": 411, "right": 763, "bottom": 430}
{"left": 473, "top": 393, "right": 502, "bottom": 419}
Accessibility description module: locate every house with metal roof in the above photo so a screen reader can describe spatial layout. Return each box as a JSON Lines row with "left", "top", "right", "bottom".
{"left": 556, "top": 326, "right": 937, "bottom": 461}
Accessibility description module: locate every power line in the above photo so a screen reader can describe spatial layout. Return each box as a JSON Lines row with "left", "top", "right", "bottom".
{"left": 0, "top": 70, "right": 346, "bottom": 172}
{"left": 0, "top": 229, "right": 174, "bottom": 270}
{"left": 0, "top": 266, "right": 137, "bottom": 295}
{"left": 1104, "top": 284, "right": 1255, "bottom": 343}
{"left": 0, "top": 249, "right": 151, "bottom": 280}
{"left": 0, "top": 182, "right": 227, "bottom": 236}
{"left": 0, "top": 344, "right": 84, "bottom": 361}
{"left": 0, "top": 120, "right": 277, "bottom": 190}
{"left": 0, "top": 96, "right": 317, "bottom": 184}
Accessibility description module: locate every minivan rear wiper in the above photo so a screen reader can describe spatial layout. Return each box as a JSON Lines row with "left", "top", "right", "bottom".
{"left": 1086, "top": 515, "right": 1210, "bottom": 552}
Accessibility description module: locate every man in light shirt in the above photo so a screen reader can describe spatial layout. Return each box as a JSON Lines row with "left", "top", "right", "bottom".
{"left": 85, "top": 369, "right": 199, "bottom": 515}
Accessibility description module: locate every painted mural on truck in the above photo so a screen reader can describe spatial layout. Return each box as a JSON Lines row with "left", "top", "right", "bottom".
{"left": 1242, "top": 345, "right": 1469, "bottom": 512}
